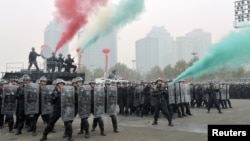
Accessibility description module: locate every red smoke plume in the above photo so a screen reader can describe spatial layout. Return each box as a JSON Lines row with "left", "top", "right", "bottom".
{"left": 54, "top": 0, "right": 107, "bottom": 52}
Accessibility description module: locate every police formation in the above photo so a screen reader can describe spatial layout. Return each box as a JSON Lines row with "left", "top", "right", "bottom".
{"left": 0, "top": 75, "right": 118, "bottom": 141}
{"left": 0, "top": 76, "right": 234, "bottom": 141}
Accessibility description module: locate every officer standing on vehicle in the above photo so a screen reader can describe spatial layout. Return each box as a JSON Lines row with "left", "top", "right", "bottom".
{"left": 27, "top": 47, "right": 41, "bottom": 71}
{"left": 65, "top": 54, "right": 77, "bottom": 73}
{"left": 57, "top": 53, "right": 65, "bottom": 72}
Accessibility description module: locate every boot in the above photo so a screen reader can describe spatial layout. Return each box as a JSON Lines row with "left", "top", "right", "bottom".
{"left": 77, "top": 130, "right": 83, "bottom": 135}
{"left": 68, "top": 136, "right": 74, "bottom": 141}
{"left": 168, "top": 119, "right": 174, "bottom": 127}
{"left": 111, "top": 116, "right": 119, "bottom": 133}
{"left": 85, "top": 130, "right": 90, "bottom": 138}
{"left": 62, "top": 132, "right": 68, "bottom": 138}
{"left": 152, "top": 117, "right": 158, "bottom": 125}
{"left": 15, "top": 129, "right": 22, "bottom": 135}
{"left": 40, "top": 134, "right": 48, "bottom": 141}
{"left": 32, "top": 131, "right": 37, "bottom": 136}
{"left": 99, "top": 118, "right": 106, "bottom": 136}
{"left": 91, "top": 118, "right": 98, "bottom": 132}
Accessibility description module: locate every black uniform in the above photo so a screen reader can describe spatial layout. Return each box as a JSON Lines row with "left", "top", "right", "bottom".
{"left": 206, "top": 84, "right": 222, "bottom": 113}
{"left": 152, "top": 84, "right": 173, "bottom": 126}
{"left": 0, "top": 89, "right": 4, "bottom": 129}
{"left": 65, "top": 56, "right": 77, "bottom": 72}
{"left": 28, "top": 50, "right": 40, "bottom": 71}
{"left": 57, "top": 56, "right": 66, "bottom": 72}
{"left": 15, "top": 85, "right": 26, "bottom": 135}
{"left": 90, "top": 87, "right": 106, "bottom": 136}
{"left": 47, "top": 55, "right": 58, "bottom": 72}
{"left": 40, "top": 86, "right": 74, "bottom": 141}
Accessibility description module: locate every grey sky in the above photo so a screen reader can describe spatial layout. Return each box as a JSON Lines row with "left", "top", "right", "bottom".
{"left": 0, "top": 0, "right": 235, "bottom": 74}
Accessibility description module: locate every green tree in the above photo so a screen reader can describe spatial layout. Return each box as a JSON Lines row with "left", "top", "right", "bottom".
{"left": 93, "top": 67, "right": 105, "bottom": 78}
{"left": 163, "top": 64, "right": 175, "bottom": 80}
{"left": 79, "top": 65, "right": 91, "bottom": 81}
{"left": 145, "top": 66, "right": 162, "bottom": 81}
{"left": 173, "top": 59, "right": 187, "bottom": 77}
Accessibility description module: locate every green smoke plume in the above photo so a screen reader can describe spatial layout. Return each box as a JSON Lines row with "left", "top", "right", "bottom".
{"left": 173, "top": 27, "right": 250, "bottom": 83}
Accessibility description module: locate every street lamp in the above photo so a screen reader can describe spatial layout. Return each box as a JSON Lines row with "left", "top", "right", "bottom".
{"left": 132, "top": 60, "right": 136, "bottom": 70}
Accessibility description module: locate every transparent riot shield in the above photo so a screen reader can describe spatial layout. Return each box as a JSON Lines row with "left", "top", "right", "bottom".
{"left": 182, "top": 84, "right": 191, "bottom": 103}
{"left": 179, "top": 83, "right": 185, "bottom": 103}
{"left": 133, "top": 86, "right": 140, "bottom": 107}
{"left": 24, "top": 83, "right": 39, "bottom": 115}
{"left": 78, "top": 85, "right": 91, "bottom": 118}
{"left": 175, "top": 83, "right": 181, "bottom": 104}
{"left": 2, "top": 85, "right": 18, "bottom": 115}
{"left": 139, "top": 86, "right": 144, "bottom": 105}
{"left": 226, "top": 84, "right": 230, "bottom": 99}
{"left": 107, "top": 86, "right": 117, "bottom": 116}
{"left": 168, "top": 84, "right": 175, "bottom": 104}
{"left": 220, "top": 85, "right": 226, "bottom": 100}
{"left": 61, "top": 86, "right": 75, "bottom": 121}
{"left": 41, "top": 85, "right": 55, "bottom": 115}
{"left": 94, "top": 85, "right": 105, "bottom": 118}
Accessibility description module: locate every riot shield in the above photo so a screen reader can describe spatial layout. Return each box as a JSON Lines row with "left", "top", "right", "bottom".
{"left": 2, "top": 85, "right": 18, "bottom": 115}
{"left": 220, "top": 85, "right": 226, "bottom": 100}
{"left": 179, "top": 83, "right": 185, "bottom": 103}
{"left": 94, "top": 85, "right": 105, "bottom": 118}
{"left": 175, "top": 83, "right": 181, "bottom": 104}
{"left": 24, "top": 83, "right": 39, "bottom": 115}
{"left": 106, "top": 86, "right": 117, "bottom": 116}
{"left": 61, "top": 86, "right": 75, "bottom": 121}
{"left": 41, "top": 85, "right": 55, "bottom": 115}
{"left": 226, "top": 84, "right": 230, "bottom": 99}
{"left": 139, "top": 86, "right": 144, "bottom": 105}
{"left": 133, "top": 86, "right": 141, "bottom": 107}
{"left": 78, "top": 85, "right": 91, "bottom": 118}
{"left": 182, "top": 84, "right": 191, "bottom": 103}
{"left": 167, "top": 84, "right": 175, "bottom": 104}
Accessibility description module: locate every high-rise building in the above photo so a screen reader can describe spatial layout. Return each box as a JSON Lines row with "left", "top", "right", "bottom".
{"left": 78, "top": 30, "right": 117, "bottom": 72}
{"left": 135, "top": 26, "right": 175, "bottom": 73}
{"left": 175, "top": 29, "right": 212, "bottom": 62}
{"left": 44, "top": 19, "right": 69, "bottom": 56}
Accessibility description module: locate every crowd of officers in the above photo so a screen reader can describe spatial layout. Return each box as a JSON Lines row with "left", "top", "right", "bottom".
{"left": 47, "top": 52, "right": 77, "bottom": 73}
{"left": 0, "top": 76, "right": 235, "bottom": 141}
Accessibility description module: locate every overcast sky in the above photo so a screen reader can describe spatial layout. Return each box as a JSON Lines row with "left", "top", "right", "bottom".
{"left": 0, "top": 0, "right": 235, "bottom": 75}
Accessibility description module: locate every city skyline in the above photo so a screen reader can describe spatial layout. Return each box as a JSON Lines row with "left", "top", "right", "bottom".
{"left": 0, "top": 0, "right": 236, "bottom": 74}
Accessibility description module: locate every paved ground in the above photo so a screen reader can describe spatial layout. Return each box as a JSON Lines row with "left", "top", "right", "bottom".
{"left": 0, "top": 99, "right": 249, "bottom": 141}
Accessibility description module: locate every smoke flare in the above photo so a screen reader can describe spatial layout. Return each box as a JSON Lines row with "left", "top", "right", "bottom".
{"left": 77, "top": 0, "right": 145, "bottom": 51}
{"left": 172, "top": 28, "right": 250, "bottom": 83}
{"left": 54, "top": 0, "right": 108, "bottom": 52}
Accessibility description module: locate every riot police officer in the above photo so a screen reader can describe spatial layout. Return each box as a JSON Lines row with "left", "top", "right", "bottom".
{"left": 206, "top": 82, "right": 222, "bottom": 114}
{"left": 40, "top": 79, "right": 75, "bottom": 141}
{"left": 47, "top": 52, "right": 58, "bottom": 72}
{"left": 57, "top": 53, "right": 66, "bottom": 72}
{"left": 15, "top": 74, "right": 31, "bottom": 135}
{"left": 92, "top": 80, "right": 119, "bottom": 133}
{"left": 64, "top": 54, "right": 77, "bottom": 73}
{"left": 89, "top": 81, "right": 106, "bottom": 136}
{"left": 28, "top": 47, "right": 40, "bottom": 71}
{"left": 151, "top": 78, "right": 173, "bottom": 126}
{"left": 0, "top": 80, "right": 9, "bottom": 129}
